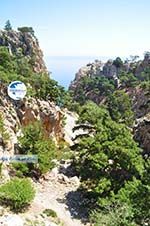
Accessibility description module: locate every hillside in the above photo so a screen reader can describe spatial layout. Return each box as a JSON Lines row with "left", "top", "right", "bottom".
{"left": 0, "top": 27, "right": 149, "bottom": 226}
{"left": 69, "top": 55, "right": 150, "bottom": 154}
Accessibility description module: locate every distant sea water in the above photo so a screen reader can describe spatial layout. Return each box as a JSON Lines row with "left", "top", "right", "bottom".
{"left": 44, "top": 56, "right": 110, "bottom": 89}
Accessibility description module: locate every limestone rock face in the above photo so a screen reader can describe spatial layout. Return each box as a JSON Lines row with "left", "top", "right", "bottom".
{"left": 0, "top": 30, "right": 47, "bottom": 73}
{"left": 134, "top": 113, "right": 150, "bottom": 156}
{"left": 103, "top": 59, "right": 117, "bottom": 78}
{"left": 135, "top": 53, "right": 150, "bottom": 79}
{"left": 69, "top": 59, "right": 125, "bottom": 91}
{"left": 0, "top": 88, "right": 65, "bottom": 159}
{"left": 69, "top": 60, "right": 103, "bottom": 90}
{"left": 130, "top": 87, "right": 150, "bottom": 118}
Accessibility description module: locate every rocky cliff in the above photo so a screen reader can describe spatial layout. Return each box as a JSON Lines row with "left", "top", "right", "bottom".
{"left": 0, "top": 28, "right": 78, "bottom": 177}
{"left": 0, "top": 29, "right": 47, "bottom": 73}
{"left": 0, "top": 85, "right": 65, "bottom": 162}
{"left": 69, "top": 54, "right": 150, "bottom": 90}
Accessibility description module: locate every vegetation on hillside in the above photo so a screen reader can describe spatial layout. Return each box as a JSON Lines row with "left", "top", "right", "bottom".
{"left": 72, "top": 102, "right": 149, "bottom": 225}
{"left": 0, "top": 26, "right": 149, "bottom": 225}
{"left": 0, "top": 46, "right": 67, "bottom": 105}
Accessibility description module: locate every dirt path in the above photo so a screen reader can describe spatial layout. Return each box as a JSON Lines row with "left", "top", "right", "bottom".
{"left": 27, "top": 168, "right": 90, "bottom": 226}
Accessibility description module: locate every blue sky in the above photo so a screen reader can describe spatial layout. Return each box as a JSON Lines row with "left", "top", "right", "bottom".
{"left": 0, "top": 0, "right": 150, "bottom": 58}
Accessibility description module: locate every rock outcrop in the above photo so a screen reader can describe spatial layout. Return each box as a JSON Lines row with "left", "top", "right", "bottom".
{"left": 69, "top": 54, "right": 150, "bottom": 91}
{"left": 135, "top": 52, "right": 150, "bottom": 79}
{"left": 69, "top": 60, "right": 103, "bottom": 90}
{"left": 0, "top": 29, "right": 47, "bottom": 73}
{"left": 69, "top": 59, "right": 124, "bottom": 90}
{"left": 134, "top": 113, "right": 150, "bottom": 156}
{"left": 0, "top": 86, "right": 65, "bottom": 159}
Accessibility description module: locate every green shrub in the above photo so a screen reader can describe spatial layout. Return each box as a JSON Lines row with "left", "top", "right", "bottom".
{"left": 34, "top": 139, "right": 56, "bottom": 174}
{"left": 90, "top": 202, "right": 136, "bottom": 226}
{"left": 107, "top": 90, "right": 134, "bottom": 126}
{"left": 0, "top": 163, "right": 2, "bottom": 176}
{"left": 43, "top": 209, "right": 57, "bottom": 218}
{"left": 19, "top": 122, "right": 56, "bottom": 175}
{"left": 11, "top": 162, "right": 30, "bottom": 177}
{"left": 0, "top": 178, "right": 35, "bottom": 212}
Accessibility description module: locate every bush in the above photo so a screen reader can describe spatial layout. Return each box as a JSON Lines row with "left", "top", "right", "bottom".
{"left": 90, "top": 202, "right": 136, "bottom": 226}
{"left": 43, "top": 209, "right": 57, "bottom": 218}
{"left": 34, "top": 139, "right": 56, "bottom": 174}
{"left": 0, "top": 178, "right": 35, "bottom": 212}
{"left": 19, "top": 122, "right": 56, "bottom": 175}
{"left": 11, "top": 162, "right": 30, "bottom": 177}
{"left": 107, "top": 90, "right": 134, "bottom": 126}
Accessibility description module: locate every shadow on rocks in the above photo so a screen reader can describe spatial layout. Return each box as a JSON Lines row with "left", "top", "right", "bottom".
{"left": 58, "top": 160, "right": 79, "bottom": 178}
{"left": 57, "top": 189, "right": 90, "bottom": 224}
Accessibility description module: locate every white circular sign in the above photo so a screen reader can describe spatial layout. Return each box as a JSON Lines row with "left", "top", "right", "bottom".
{"left": 7, "top": 81, "right": 27, "bottom": 100}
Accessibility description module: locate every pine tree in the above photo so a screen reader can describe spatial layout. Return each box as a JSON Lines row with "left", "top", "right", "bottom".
{"left": 4, "top": 20, "right": 12, "bottom": 31}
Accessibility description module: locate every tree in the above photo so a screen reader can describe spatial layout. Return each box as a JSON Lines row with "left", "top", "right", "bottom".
{"left": 18, "top": 122, "right": 56, "bottom": 176}
{"left": 4, "top": 20, "right": 12, "bottom": 31}
{"left": 113, "top": 57, "right": 123, "bottom": 68}
{"left": 118, "top": 72, "right": 138, "bottom": 87}
{"left": 73, "top": 102, "right": 144, "bottom": 210}
{"left": 17, "top": 27, "right": 35, "bottom": 36}
{"left": 0, "top": 47, "right": 15, "bottom": 72}
{"left": 107, "top": 90, "right": 134, "bottom": 126}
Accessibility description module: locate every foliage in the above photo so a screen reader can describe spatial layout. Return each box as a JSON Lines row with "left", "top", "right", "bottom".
{"left": 62, "top": 90, "right": 82, "bottom": 113}
{"left": 74, "top": 102, "right": 143, "bottom": 194}
{"left": 107, "top": 90, "right": 134, "bottom": 126}
{"left": 17, "top": 27, "right": 35, "bottom": 36}
{"left": 117, "top": 178, "right": 150, "bottom": 225}
{"left": 19, "top": 121, "right": 43, "bottom": 154}
{"left": 90, "top": 202, "right": 136, "bottom": 226}
{"left": 0, "top": 178, "right": 35, "bottom": 212}
{"left": 11, "top": 162, "right": 30, "bottom": 177}
{"left": 43, "top": 209, "right": 57, "bottom": 218}
{"left": 34, "top": 139, "right": 55, "bottom": 174}
{"left": 19, "top": 121, "right": 56, "bottom": 175}
{"left": 0, "top": 46, "right": 67, "bottom": 104}
{"left": 113, "top": 57, "right": 123, "bottom": 68}
{"left": 0, "top": 163, "right": 2, "bottom": 176}
{"left": 118, "top": 72, "right": 138, "bottom": 87}
{"left": 0, "top": 47, "right": 16, "bottom": 73}
{"left": 72, "top": 102, "right": 145, "bottom": 224}
{"left": 4, "top": 20, "right": 12, "bottom": 31}
{"left": 72, "top": 75, "right": 116, "bottom": 104}
{"left": 140, "top": 67, "right": 150, "bottom": 81}
{"left": 140, "top": 80, "right": 150, "bottom": 90}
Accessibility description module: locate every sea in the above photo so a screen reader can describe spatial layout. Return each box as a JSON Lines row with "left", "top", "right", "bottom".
{"left": 44, "top": 56, "right": 110, "bottom": 89}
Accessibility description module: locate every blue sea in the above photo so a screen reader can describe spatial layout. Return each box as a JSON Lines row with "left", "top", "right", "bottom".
{"left": 44, "top": 56, "right": 109, "bottom": 89}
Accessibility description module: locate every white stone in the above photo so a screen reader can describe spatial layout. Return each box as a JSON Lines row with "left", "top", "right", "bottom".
{"left": 0, "top": 214, "right": 24, "bottom": 226}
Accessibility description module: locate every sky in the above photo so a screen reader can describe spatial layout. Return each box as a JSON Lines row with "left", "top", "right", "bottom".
{"left": 1, "top": 0, "right": 150, "bottom": 58}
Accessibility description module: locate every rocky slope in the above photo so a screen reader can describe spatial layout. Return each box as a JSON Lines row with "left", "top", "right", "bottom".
{"left": 0, "top": 161, "right": 89, "bottom": 226}
{"left": 69, "top": 55, "right": 150, "bottom": 154}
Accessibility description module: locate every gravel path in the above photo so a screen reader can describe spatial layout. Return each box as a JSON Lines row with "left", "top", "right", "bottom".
{"left": 27, "top": 169, "right": 90, "bottom": 226}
